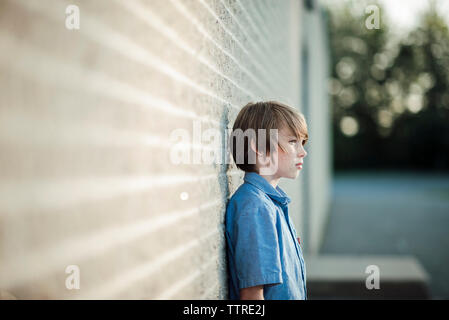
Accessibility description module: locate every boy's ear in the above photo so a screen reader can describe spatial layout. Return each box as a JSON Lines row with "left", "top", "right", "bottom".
{"left": 250, "top": 138, "right": 262, "bottom": 156}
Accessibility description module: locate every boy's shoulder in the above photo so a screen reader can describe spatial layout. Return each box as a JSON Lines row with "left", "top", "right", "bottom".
{"left": 229, "top": 180, "right": 266, "bottom": 202}
{"left": 227, "top": 180, "right": 277, "bottom": 215}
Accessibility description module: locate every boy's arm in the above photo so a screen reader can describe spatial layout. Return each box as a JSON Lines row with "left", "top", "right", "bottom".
{"left": 232, "top": 200, "right": 283, "bottom": 299}
{"left": 240, "top": 285, "right": 264, "bottom": 300}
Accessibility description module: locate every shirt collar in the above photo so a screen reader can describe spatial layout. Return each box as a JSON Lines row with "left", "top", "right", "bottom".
{"left": 244, "top": 172, "right": 291, "bottom": 207}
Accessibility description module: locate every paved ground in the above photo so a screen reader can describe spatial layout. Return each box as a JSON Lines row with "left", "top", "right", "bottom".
{"left": 319, "top": 171, "right": 449, "bottom": 299}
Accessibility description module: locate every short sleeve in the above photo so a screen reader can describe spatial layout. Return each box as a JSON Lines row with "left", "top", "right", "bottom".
{"left": 233, "top": 200, "right": 283, "bottom": 289}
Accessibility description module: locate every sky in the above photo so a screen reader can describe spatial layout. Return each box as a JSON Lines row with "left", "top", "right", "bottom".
{"left": 377, "top": 0, "right": 449, "bottom": 33}
{"left": 320, "top": 0, "right": 449, "bottom": 35}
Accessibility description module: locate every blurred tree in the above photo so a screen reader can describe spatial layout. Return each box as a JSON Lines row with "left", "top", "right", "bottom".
{"left": 325, "top": 0, "right": 449, "bottom": 171}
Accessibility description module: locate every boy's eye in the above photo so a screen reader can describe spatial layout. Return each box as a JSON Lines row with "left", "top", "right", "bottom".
{"left": 289, "top": 140, "right": 297, "bottom": 144}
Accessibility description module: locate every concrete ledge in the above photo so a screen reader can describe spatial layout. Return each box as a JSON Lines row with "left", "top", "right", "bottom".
{"left": 305, "top": 255, "right": 431, "bottom": 299}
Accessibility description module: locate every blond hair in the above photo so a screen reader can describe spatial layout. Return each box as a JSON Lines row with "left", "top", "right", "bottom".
{"left": 230, "top": 101, "right": 308, "bottom": 172}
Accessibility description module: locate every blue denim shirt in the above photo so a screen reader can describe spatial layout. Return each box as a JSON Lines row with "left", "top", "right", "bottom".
{"left": 225, "top": 172, "right": 307, "bottom": 300}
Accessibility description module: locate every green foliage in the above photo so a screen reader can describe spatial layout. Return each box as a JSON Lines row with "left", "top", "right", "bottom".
{"left": 326, "top": 0, "right": 449, "bottom": 171}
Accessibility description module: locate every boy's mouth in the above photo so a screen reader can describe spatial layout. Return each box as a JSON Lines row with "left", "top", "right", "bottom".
{"left": 295, "top": 162, "right": 303, "bottom": 169}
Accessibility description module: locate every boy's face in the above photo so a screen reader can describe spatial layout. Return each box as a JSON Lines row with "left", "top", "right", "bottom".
{"left": 255, "top": 125, "right": 307, "bottom": 179}
{"left": 274, "top": 126, "right": 308, "bottom": 179}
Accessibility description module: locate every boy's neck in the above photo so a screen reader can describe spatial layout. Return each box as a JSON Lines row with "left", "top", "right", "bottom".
{"left": 258, "top": 172, "right": 280, "bottom": 189}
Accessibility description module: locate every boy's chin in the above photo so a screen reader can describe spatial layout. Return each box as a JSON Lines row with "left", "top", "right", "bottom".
{"left": 283, "top": 171, "right": 300, "bottom": 179}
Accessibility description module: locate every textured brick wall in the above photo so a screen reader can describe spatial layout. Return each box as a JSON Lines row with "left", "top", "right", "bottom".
{"left": 0, "top": 0, "right": 305, "bottom": 299}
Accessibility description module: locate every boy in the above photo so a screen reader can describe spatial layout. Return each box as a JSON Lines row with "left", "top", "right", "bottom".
{"left": 225, "top": 101, "right": 308, "bottom": 300}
